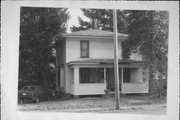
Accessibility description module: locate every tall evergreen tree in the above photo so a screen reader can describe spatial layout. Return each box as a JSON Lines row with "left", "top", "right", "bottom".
{"left": 123, "top": 10, "right": 168, "bottom": 95}
{"left": 71, "top": 9, "right": 127, "bottom": 33}
{"left": 19, "top": 7, "right": 70, "bottom": 89}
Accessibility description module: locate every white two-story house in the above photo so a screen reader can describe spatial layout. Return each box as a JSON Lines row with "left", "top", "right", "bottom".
{"left": 55, "top": 29, "right": 149, "bottom": 97}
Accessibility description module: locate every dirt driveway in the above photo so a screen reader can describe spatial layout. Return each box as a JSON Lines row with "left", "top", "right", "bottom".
{"left": 18, "top": 95, "right": 166, "bottom": 114}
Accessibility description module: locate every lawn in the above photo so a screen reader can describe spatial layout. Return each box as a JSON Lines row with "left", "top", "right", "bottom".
{"left": 18, "top": 97, "right": 125, "bottom": 111}
{"left": 18, "top": 95, "right": 166, "bottom": 113}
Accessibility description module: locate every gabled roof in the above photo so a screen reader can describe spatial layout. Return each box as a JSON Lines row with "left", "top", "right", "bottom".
{"left": 63, "top": 29, "right": 128, "bottom": 40}
{"left": 67, "top": 58, "right": 147, "bottom": 65}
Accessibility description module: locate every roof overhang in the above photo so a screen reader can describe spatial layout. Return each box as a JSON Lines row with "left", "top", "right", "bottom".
{"left": 67, "top": 58, "right": 148, "bottom": 68}
{"left": 62, "top": 29, "right": 129, "bottom": 41}
{"left": 63, "top": 35, "right": 128, "bottom": 41}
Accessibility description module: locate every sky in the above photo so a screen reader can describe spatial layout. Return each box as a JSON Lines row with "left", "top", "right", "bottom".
{"left": 67, "top": 8, "right": 90, "bottom": 33}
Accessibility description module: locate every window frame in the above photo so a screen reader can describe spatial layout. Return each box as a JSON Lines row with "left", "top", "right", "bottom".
{"left": 80, "top": 40, "right": 89, "bottom": 58}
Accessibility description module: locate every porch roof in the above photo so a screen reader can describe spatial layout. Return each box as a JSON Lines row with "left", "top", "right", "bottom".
{"left": 67, "top": 58, "right": 148, "bottom": 66}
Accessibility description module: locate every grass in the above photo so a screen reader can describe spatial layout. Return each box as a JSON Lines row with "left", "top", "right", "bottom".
{"left": 18, "top": 94, "right": 166, "bottom": 112}
{"left": 18, "top": 97, "right": 125, "bottom": 111}
{"left": 124, "top": 94, "right": 167, "bottom": 104}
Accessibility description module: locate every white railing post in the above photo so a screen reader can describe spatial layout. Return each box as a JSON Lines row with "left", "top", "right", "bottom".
{"left": 121, "top": 67, "right": 124, "bottom": 93}
{"left": 104, "top": 67, "right": 107, "bottom": 89}
{"left": 74, "top": 67, "right": 79, "bottom": 94}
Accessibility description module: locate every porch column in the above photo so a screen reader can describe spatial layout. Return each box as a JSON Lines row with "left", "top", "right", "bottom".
{"left": 121, "top": 67, "right": 124, "bottom": 84}
{"left": 104, "top": 67, "right": 107, "bottom": 90}
{"left": 74, "top": 67, "right": 79, "bottom": 95}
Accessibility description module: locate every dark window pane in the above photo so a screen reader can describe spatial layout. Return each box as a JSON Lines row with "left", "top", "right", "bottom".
{"left": 82, "top": 42, "right": 88, "bottom": 49}
{"left": 123, "top": 68, "right": 131, "bottom": 83}
{"left": 99, "top": 69, "right": 104, "bottom": 83}
{"left": 81, "top": 50, "right": 88, "bottom": 57}
{"left": 80, "top": 68, "right": 104, "bottom": 83}
{"left": 81, "top": 41, "right": 89, "bottom": 58}
{"left": 80, "top": 68, "right": 89, "bottom": 83}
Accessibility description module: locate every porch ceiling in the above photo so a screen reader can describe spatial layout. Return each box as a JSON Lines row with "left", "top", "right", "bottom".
{"left": 67, "top": 58, "right": 148, "bottom": 66}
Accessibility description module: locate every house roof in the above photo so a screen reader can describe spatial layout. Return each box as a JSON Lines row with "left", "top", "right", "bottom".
{"left": 63, "top": 29, "right": 128, "bottom": 40}
{"left": 67, "top": 58, "right": 147, "bottom": 66}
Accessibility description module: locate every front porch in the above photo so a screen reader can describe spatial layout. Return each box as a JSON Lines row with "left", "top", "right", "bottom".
{"left": 72, "top": 67, "right": 106, "bottom": 95}
{"left": 70, "top": 66, "right": 148, "bottom": 96}
{"left": 64, "top": 58, "right": 149, "bottom": 96}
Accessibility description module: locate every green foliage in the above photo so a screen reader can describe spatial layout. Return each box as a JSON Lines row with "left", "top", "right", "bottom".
{"left": 19, "top": 7, "right": 70, "bottom": 89}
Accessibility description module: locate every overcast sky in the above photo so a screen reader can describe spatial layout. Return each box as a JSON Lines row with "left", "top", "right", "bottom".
{"left": 67, "top": 8, "right": 90, "bottom": 33}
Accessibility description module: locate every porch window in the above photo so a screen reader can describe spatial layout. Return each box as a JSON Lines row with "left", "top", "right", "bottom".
{"left": 99, "top": 68, "right": 104, "bottom": 83}
{"left": 80, "top": 68, "right": 104, "bottom": 83}
{"left": 123, "top": 68, "right": 131, "bottom": 83}
{"left": 80, "top": 68, "right": 89, "bottom": 83}
{"left": 81, "top": 41, "right": 89, "bottom": 58}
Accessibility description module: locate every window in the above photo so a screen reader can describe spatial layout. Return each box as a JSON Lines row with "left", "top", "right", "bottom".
{"left": 80, "top": 68, "right": 104, "bottom": 83}
{"left": 123, "top": 68, "right": 131, "bottom": 83}
{"left": 81, "top": 41, "right": 89, "bottom": 58}
{"left": 99, "top": 69, "right": 104, "bottom": 83}
{"left": 80, "top": 68, "right": 89, "bottom": 83}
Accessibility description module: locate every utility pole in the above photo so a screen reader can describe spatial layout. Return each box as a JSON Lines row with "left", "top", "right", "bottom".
{"left": 113, "top": 9, "right": 120, "bottom": 110}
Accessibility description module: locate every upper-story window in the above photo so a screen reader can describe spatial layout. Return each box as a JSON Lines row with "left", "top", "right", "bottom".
{"left": 81, "top": 41, "right": 89, "bottom": 58}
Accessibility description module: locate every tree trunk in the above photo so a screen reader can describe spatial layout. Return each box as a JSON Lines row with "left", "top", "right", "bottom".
{"left": 41, "top": 71, "right": 51, "bottom": 99}
{"left": 41, "top": 72, "right": 48, "bottom": 88}
{"left": 148, "top": 65, "right": 154, "bottom": 95}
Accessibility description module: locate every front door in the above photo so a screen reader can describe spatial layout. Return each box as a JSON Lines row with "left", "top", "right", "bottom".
{"left": 106, "top": 68, "right": 122, "bottom": 91}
